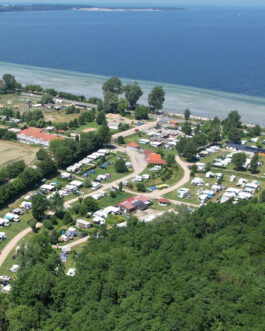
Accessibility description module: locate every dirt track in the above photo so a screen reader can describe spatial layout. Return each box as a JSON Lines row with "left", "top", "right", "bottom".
{"left": 0, "top": 223, "right": 42, "bottom": 269}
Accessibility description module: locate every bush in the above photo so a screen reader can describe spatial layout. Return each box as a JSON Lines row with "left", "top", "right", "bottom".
{"left": 117, "top": 136, "right": 125, "bottom": 144}
{"left": 49, "top": 216, "right": 58, "bottom": 225}
{"left": 136, "top": 182, "right": 146, "bottom": 192}
{"left": 43, "top": 219, "right": 53, "bottom": 230}
{"left": 115, "top": 159, "right": 127, "bottom": 173}
{"left": 50, "top": 230, "right": 59, "bottom": 245}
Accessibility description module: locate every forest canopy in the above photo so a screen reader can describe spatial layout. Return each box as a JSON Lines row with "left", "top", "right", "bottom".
{"left": 1, "top": 199, "right": 265, "bottom": 330}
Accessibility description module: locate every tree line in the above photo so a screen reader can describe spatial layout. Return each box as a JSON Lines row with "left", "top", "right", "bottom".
{"left": 0, "top": 149, "right": 57, "bottom": 209}
{"left": 49, "top": 125, "right": 111, "bottom": 169}
{"left": 0, "top": 74, "right": 166, "bottom": 117}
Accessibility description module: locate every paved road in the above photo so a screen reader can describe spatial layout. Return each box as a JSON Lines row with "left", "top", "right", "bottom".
{"left": 0, "top": 223, "right": 42, "bottom": 269}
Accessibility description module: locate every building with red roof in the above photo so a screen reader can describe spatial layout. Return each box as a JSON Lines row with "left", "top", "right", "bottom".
{"left": 168, "top": 120, "right": 178, "bottom": 128}
{"left": 17, "top": 127, "right": 62, "bottom": 148}
{"left": 127, "top": 142, "right": 140, "bottom": 150}
{"left": 147, "top": 153, "right": 167, "bottom": 165}
{"left": 158, "top": 198, "right": 170, "bottom": 206}
{"left": 116, "top": 195, "right": 152, "bottom": 213}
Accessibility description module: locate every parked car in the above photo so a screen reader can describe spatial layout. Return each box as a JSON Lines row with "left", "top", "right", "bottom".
{"left": 80, "top": 232, "right": 88, "bottom": 238}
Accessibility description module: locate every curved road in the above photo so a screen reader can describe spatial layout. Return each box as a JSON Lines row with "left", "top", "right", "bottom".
{"left": 0, "top": 223, "right": 42, "bottom": 269}
{"left": 143, "top": 155, "right": 191, "bottom": 199}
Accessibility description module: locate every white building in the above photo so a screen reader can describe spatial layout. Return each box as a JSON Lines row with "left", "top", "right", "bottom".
{"left": 17, "top": 127, "right": 61, "bottom": 147}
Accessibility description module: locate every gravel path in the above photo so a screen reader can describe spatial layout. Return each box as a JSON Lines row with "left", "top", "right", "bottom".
{"left": 0, "top": 223, "right": 42, "bottom": 269}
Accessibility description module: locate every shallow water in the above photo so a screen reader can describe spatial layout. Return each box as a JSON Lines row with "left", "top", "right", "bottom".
{"left": 0, "top": 61, "right": 264, "bottom": 125}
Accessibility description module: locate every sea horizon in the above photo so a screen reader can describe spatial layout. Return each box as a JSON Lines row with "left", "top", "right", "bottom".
{"left": 0, "top": 61, "right": 264, "bottom": 126}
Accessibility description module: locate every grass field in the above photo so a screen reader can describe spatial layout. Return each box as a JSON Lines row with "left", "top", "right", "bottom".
{"left": 98, "top": 191, "right": 133, "bottom": 209}
{"left": 0, "top": 140, "right": 38, "bottom": 168}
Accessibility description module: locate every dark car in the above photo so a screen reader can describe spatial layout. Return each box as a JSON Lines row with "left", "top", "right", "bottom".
{"left": 80, "top": 232, "right": 88, "bottom": 238}
{"left": 107, "top": 144, "right": 116, "bottom": 149}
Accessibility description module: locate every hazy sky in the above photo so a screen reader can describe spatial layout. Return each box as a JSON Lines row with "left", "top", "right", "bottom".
{"left": 5, "top": 1, "right": 265, "bottom": 7}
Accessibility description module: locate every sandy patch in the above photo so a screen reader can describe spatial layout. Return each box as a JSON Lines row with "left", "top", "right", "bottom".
{"left": 82, "top": 128, "right": 97, "bottom": 133}
{"left": 106, "top": 113, "right": 132, "bottom": 124}
{"left": 134, "top": 208, "right": 163, "bottom": 221}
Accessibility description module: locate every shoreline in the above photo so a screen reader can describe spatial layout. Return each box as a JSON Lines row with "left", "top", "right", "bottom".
{"left": 0, "top": 5, "right": 186, "bottom": 14}
{"left": 0, "top": 61, "right": 264, "bottom": 126}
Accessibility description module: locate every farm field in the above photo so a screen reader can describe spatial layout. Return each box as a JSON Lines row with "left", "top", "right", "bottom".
{"left": 0, "top": 140, "right": 38, "bottom": 168}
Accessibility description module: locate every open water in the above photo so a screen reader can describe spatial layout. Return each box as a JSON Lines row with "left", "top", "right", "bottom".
{"left": 0, "top": 7, "right": 264, "bottom": 124}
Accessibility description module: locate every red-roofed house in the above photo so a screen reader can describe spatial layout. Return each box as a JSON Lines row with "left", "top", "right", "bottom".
{"left": 168, "top": 120, "right": 178, "bottom": 128}
{"left": 158, "top": 198, "right": 170, "bottom": 206}
{"left": 17, "top": 127, "right": 62, "bottom": 148}
{"left": 147, "top": 153, "right": 167, "bottom": 165}
{"left": 116, "top": 195, "right": 152, "bottom": 213}
{"left": 127, "top": 142, "right": 140, "bottom": 150}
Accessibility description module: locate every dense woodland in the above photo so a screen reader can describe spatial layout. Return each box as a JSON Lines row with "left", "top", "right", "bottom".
{"left": 0, "top": 199, "right": 264, "bottom": 330}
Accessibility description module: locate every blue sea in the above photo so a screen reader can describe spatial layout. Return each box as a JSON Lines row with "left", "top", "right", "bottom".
{"left": 0, "top": 7, "right": 265, "bottom": 124}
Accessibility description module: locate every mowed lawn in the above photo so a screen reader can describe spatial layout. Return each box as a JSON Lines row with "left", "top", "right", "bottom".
{"left": 0, "top": 140, "right": 38, "bottom": 168}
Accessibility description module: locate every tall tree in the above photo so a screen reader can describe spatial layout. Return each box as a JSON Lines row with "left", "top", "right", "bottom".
{"left": 118, "top": 98, "right": 129, "bottom": 115}
{"left": 97, "top": 124, "right": 111, "bottom": 145}
{"left": 223, "top": 110, "right": 241, "bottom": 133}
{"left": 102, "top": 77, "right": 122, "bottom": 95}
{"left": 232, "top": 152, "right": 247, "bottom": 170}
{"left": 37, "top": 155, "right": 57, "bottom": 177}
{"left": 124, "top": 83, "right": 143, "bottom": 109}
{"left": 228, "top": 127, "right": 242, "bottom": 143}
{"left": 134, "top": 105, "right": 149, "bottom": 120}
{"left": 103, "top": 91, "right": 119, "bottom": 113}
{"left": 49, "top": 192, "right": 64, "bottom": 216}
{"left": 2, "top": 74, "right": 20, "bottom": 92}
{"left": 148, "top": 86, "right": 165, "bottom": 110}
{"left": 182, "top": 121, "right": 192, "bottom": 135}
{"left": 250, "top": 154, "right": 259, "bottom": 173}
{"left": 184, "top": 108, "right": 191, "bottom": 120}
{"left": 96, "top": 111, "right": 107, "bottom": 125}
{"left": 40, "top": 94, "right": 53, "bottom": 105}
{"left": 115, "top": 158, "right": 127, "bottom": 173}
{"left": 183, "top": 139, "right": 197, "bottom": 161}
{"left": 32, "top": 194, "right": 49, "bottom": 221}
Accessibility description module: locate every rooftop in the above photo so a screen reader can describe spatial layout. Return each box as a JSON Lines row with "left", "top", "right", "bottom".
{"left": 148, "top": 153, "right": 167, "bottom": 165}
{"left": 127, "top": 142, "right": 140, "bottom": 148}
{"left": 17, "top": 127, "right": 62, "bottom": 142}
